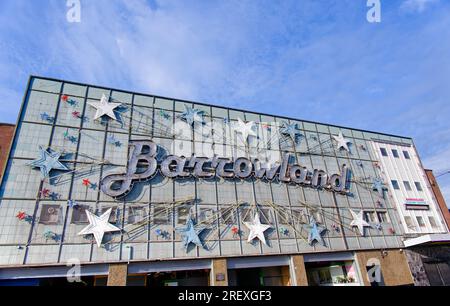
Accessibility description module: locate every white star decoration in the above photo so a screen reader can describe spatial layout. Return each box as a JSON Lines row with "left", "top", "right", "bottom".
{"left": 78, "top": 208, "right": 121, "bottom": 247}
{"left": 332, "top": 132, "right": 351, "bottom": 152}
{"left": 244, "top": 213, "right": 272, "bottom": 246}
{"left": 87, "top": 94, "right": 122, "bottom": 121}
{"left": 349, "top": 209, "right": 371, "bottom": 236}
{"left": 234, "top": 118, "right": 257, "bottom": 143}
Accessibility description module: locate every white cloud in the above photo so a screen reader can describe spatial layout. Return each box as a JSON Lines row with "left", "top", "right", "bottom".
{"left": 422, "top": 145, "right": 450, "bottom": 174}
{"left": 401, "top": 0, "right": 439, "bottom": 13}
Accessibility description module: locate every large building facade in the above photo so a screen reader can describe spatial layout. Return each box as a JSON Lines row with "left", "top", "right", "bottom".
{"left": 0, "top": 76, "right": 448, "bottom": 286}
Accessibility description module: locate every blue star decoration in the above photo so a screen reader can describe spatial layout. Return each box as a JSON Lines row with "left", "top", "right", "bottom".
{"left": 28, "top": 146, "right": 70, "bottom": 179}
{"left": 307, "top": 217, "right": 327, "bottom": 247}
{"left": 180, "top": 105, "right": 204, "bottom": 127}
{"left": 107, "top": 135, "right": 122, "bottom": 147}
{"left": 40, "top": 112, "right": 55, "bottom": 124}
{"left": 372, "top": 177, "right": 387, "bottom": 198}
{"left": 67, "top": 200, "right": 79, "bottom": 209}
{"left": 175, "top": 217, "right": 206, "bottom": 252}
{"left": 279, "top": 121, "right": 303, "bottom": 144}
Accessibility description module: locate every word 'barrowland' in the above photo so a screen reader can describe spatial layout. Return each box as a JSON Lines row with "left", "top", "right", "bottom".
{"left": 101, "top": 140, "right": 350, "bottom": 198}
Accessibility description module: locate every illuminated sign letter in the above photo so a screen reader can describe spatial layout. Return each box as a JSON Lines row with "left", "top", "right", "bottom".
{"left": 101, "top": 140, "right": 157, "bottom": 198}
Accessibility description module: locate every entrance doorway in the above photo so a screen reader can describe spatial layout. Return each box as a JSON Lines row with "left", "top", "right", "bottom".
{"left": 305, "top": 260, "right": 361, "bottom": 286}
{"left": 228, "top": 266, "right": 290, "bottom": 286}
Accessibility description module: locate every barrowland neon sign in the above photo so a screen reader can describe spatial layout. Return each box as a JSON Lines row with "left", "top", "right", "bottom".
{"left": 101, "top": 140, "right": 351, "bottom": 198}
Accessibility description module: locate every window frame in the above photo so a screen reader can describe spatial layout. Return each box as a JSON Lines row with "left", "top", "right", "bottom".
{"left": 403, "top": 151, "right": 410, "bottom": 159}
{"left": 391, "top": 180, "right": 400, "bottom": 190}
{"left": 392, "top": 149, "right": 399, "bottom": 158}
{"left": 403, "top": 181, "right": 412, "bottom": 191}
{"left": 414, "top": 182, "right": 423, "bottom": 192}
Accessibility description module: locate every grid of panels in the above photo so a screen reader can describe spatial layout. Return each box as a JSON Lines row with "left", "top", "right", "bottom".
{"left": 0, "top": 77, "right": 410, "bottom": 266}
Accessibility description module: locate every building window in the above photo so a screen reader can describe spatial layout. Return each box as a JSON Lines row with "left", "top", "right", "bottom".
{"left": 153, "top": 206, "right": 171, "bottom": 225}
{"left": 127, "top": 206, "right": 147, "bottom": 225}
{"left": 198, "top": 208, "right": 215, "bottom": 222}
{"left": 39, "top": 204, "right": 61, "bottom": 225}
{"left": 404, "top": 216, "right": 416, "bottom": 230}
{"left": 220, "top": 207, "right": 235, "bottom": 224}
{"left": 403, "top": 151, "right": 410, "bottom": 159}
{"left": 377, "top": 212, "right": 389, "bottom": 223}
{"left": 403, "top": 181, "right": 412, "bottom": 191}
{"left": 428, "top": 216, "right": 439, "bottom": 229}
{"left": 176, "top": 206, "right": 190, "bottom": 225}
{"left": 277, "top": 210, "right": 292, "bottom": 225}
{"left": 392, "top": 149, "right": 399, "bottom": 158}
{"left": 414, "top": 182, "right": 423, "bottom": 191}
{"left": 416, "top": 216, "right": 426, "bottom": 228}
{"left": 291, "top": 208, "right": 308, "bottom": 224}
{"left": 364, "top": 211, "right": 377, "bottom": 223}
{"left": 391, "top": 180, "right": 400, "bottom": 190}
{"left": 380, "top": 148, "right": 388, "bottom": 157}
{"left": 71, "top": 205, "right": 90, "bottom": 224}
{"left": 100, "top": 207, "right": 119, "bottom": 224}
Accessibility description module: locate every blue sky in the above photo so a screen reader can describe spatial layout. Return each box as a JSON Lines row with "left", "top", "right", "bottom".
{"left": 0, "top": 0, "right": 449, "bottom": 207}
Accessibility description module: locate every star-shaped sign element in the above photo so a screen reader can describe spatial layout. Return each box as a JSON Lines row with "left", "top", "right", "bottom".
{"left": 87, "top": 94, "right": 122, "bottom": 121}
{"left": 333, "top": 132, "right": 351, "bottom": 152}
{"left": 175, "top": 217, "right": 206, "bottom": 251}
{"left": 28, "top": 146, "right": 69, "bottom": 179}
{"left": 78, "top": 208, "right": 121, "bottom": 247}
{"left": 350, "top": 209, "right": 371, "bottom": 236}
{"left": 180, "top": 105, "right": 204, "bottom": 126}
{"left": 234, "top": 118, "right": 257, "bottom": 143}
{"left": 243, "top": 212, "right": 272, "bottom": 246}
{"left": 372, "top": 177, "right": 387, "bottom": 198}
{"left": 307, "top": 217, "right": 327, "bottom": 247}
{"left": 279, "top": 121, "right": 303, "bottom": 144}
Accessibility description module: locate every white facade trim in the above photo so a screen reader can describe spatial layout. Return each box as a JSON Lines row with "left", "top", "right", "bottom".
{"left": 403, "top": 233, "right": 450, "bottom": 247}
{"left": 370, "top": 140, "right": 447, "bottom": 234}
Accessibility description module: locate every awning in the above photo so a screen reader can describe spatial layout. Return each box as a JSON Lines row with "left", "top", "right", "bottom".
{"left": 403, "top": 233, "right": 450, "bottom": 248}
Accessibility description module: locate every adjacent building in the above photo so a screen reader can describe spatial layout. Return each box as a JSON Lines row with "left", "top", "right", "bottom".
{"left": 0, "top": 123, "right": 15, "bottom": 180}
{"left": 0, "top": 76, "right": 448, "bottom": 286}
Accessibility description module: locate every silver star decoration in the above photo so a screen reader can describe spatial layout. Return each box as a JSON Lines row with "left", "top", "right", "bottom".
{"left": 78, "top": 208, "right": 121, "bottom": 247}
{"left": 349, "top": 209, "right": 371, "bottom": 236}
{"left": 175, "top": 217, "right": 206, "bottom": 251}
{"left": 279, "top": 121, "right": 303, "bottom": 144}
{"left": 87, "top": 94, "right": 122, "bottom": 121}
{"left": 180, "top": 105, "right": 204, "bottom": 126}
{"left": 28, "top": 146, "right": 69, "bottom": 179}
{"left": 243, "top": 212, "right": 272, "bottom": 246}
{"left": 308, "top": 217, "right": 327, "bottom": 247}
{"left": 372, "top": 177, "right": 387, "bottom": 198}
{"left": 333, "top": 132, "right": 351, "bottom": 152}
{"left": 234, "top": 118, "right": 257, "bottom": 143}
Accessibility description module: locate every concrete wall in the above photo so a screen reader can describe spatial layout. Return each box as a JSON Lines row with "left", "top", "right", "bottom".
{"left": 107, "top": 264, "right": 128, "bottom": 286}
{"left": 355, "top": 250, "right": 414, "bottom": 286}
{"left": 210, "top": 258, "right": 228, "bottom": 286}
{"left": 290, "top": 255, "right": 308, "bottom": 286}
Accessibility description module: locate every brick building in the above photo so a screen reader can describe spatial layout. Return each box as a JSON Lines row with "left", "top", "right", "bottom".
{"left": 0, "top": 123, "right": 15, "bottom": 179}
